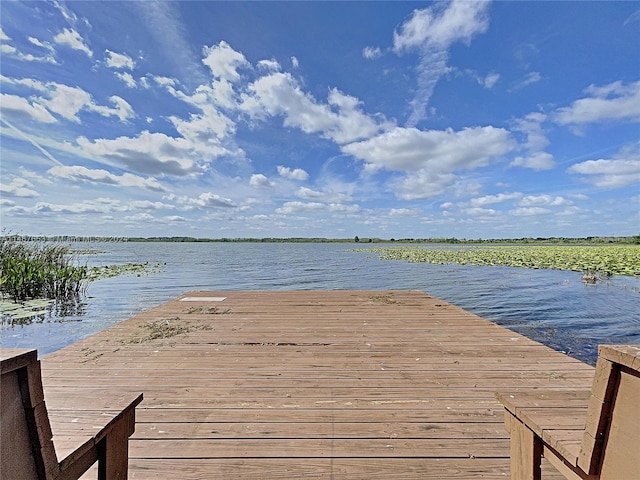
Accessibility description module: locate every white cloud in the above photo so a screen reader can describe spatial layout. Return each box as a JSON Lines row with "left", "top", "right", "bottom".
{"left": 241, "top": 72, "right": 388, "bottom": 144}
{"left": 75, "top": 131, "right": 204, "bottom": 176}
{"left": 362, "top": 46, "right": 382, "bottom": 59}
{"left": 0, "top": 27, "right": 10, "bottom": 41}
{"left": 470, "top": 192, "right": 522, "bottom": 207}
{"left": 105, "top": 50, "right": 135, "bottom": 69}
{"left": 202, "top": 41, "right": 249, "bottom": 82}
{"left": 257, "top": 59, "right": 280, "bottom": 71}
{"left": 48, "top": 165, "right": 166, "bottom": 191}
{"left": 115, "top": 71, "right": 137, "bottom": 88}
{"left": 276, "top": 201, "right": 325, "bottom": 214}
{"left": 513, "top": 112, "right": 549, "bottom": 152}
{"left": 482, "top": 72, "right": 500, "bottom": 89}
{"left": 388, "top": 208, "right": 421, "bottom": 217}
{"left": 291, "top": 56, "right": 299, "bottom": 68}
{"left": 0, "top": 35, "right": 57, "bottom": 64}
{"left": 554, "top": 80, "right": 640, "bottom": 125}
{"left": 393, "top": 0, "right": 490, "bottom": 50}
{"left": 295, "top": 187, "right": 351, "bottom": 204}
{"left": 91, "top": 96, "right": 135, "bottom": 122}
{"left": 343, "top": 125, "right": 514, "bottom": 172}
{"left": 464, "top": 207, "right": 498, "bottom": 217}
{"left": 510, "top": 207, "right": 551, "bottom": 216}
{"left": 0, "top": 93, "right": 57, "bottom": 123}
{"left": 390, "top": 170, "right": 457, "bottom": 200}
{"left": 392, "top": 0, "right": 490, "bottom": 125}
{"left": 2, "top": 76, "right": 135, "bottom": 123}
{"left": 0, "top": 177, "right": 39, "bottom": 198}
{"left": 32, "top": 198, "right": 124, "bottom": 215}
{"left": 512, "top": 71, "right": 542, "bottom": 90}
{"left": 344, "top": 125, "right": 514, "bottom": 200}
{"left": 277, "top": 165, "right": 309, "bottom": 181}
{"left": 133, "top": 1, "right": 206, "bottom": 86}
{"left": 510, "top": 112, "right": 554, "bottom": 170}
{"left": 249, "top": 173, "right": 274, "bottom": 188}
{"left": 568, "top": 145, "right": 640, "bottom": 188}
{"left": 185, "top": 192, "right": 236, "bottom": 208}
{"left": 129, "top": 200, "right": 174, "bottom": 210}
{"left": 518, "top": 195, "right": 571, "bottom": 207}
{"left": 511, "top": 152, "right": 555, "bottom": 170}
{"left": 53, "top": 28, "right": 92, "bottom": 57}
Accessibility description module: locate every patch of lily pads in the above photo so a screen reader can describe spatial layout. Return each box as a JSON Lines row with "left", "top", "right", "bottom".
{"left": 87, "top": 261, "right": 165, "bottom": 281}
{"left": 357, "top": 245, "right": 640, "bottom": 277}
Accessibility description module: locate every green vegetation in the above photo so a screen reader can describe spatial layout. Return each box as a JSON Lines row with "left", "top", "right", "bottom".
{"left": 87, "top": 262, "right": 165, "bottom": 281}
{"left": 1, "top": 236, "right": 88, "bottom": 302}
{"left": 358, "top": 245, "right": 640, "bottom": 277}
{"left": 1, "top": 236, "right": 165, "bottom": 325}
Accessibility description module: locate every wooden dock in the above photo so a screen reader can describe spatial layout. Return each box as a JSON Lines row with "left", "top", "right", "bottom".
{"left": 39, "top": 290, "right": 595, "bottom": 478}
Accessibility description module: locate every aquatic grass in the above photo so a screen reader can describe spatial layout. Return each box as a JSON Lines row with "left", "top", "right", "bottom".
{"left": 1, "top": 236, "right": 88, "bottom": 302}
{"left": 357, "top": 245, "right": 640, "bottom": 277}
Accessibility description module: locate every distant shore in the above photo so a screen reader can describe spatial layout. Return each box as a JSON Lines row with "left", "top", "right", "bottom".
{"left": 4, "top": 235, "right": 639, "bottom": 245}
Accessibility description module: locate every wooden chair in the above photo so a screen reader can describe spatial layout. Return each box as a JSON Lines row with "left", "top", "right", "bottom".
{"left": 497, "top": 344, "right": 640, "bottom": 480}
{"left": 1, "top": 349, "right": 143, "bottom": 479}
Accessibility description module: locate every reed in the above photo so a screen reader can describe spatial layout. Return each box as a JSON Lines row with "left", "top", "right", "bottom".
{"left": 0, "top": 236, "right": 88, "bottom": 302}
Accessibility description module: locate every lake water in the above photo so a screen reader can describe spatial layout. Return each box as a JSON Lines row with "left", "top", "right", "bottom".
{"left": 1, "top": 242, "right": 639, "bottom": 365}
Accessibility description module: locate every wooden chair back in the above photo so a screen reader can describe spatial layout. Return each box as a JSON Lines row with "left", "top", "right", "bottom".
{"left": 1, "top": 348, "right": 58, "bottom": 479}
{"left": 579, "top": 345, "right": 640, "bottom": 478}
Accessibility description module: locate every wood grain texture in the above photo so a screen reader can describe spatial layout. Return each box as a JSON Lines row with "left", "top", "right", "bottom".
{"left": 37, "top": 290, "right": 594, "bottom": 479}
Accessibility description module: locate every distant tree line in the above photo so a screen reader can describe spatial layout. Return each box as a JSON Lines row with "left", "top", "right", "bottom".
{"left": 3, "top": 234, "right": 639, "bottom": 244}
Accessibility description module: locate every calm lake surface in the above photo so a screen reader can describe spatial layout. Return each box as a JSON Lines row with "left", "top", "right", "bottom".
{"left": 1, "top": 242, "right": 639, "bottom": 365}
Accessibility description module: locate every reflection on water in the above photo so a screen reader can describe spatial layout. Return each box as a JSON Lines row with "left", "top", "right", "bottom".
{"left": 1, "top": 242, "right": 638, "bottom": 365}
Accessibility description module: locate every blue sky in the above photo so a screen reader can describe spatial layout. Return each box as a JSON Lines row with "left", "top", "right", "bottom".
{"left": 1, "top": 1, "right": 638, "bottom": 239}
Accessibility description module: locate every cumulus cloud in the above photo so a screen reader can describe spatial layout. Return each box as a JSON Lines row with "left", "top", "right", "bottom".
{"left": 1, "top": 76, "right": 135, "bottom": 123}
{"left": 510, "top": 207, "right": 551, "bottom": 216}
{"left": 510, "top": 112, "right": 554, "bottom": 170}
{"left": 75, "top": 131, "right": 205, "bottom": 176}
{"left": 115, "top": 71, "right": 137, "bottom": 88}
{"left": 241, "top": 72, "right": 388, "bottom": 144}
{"left": 0, "top": 27, "right": 10, "bottom": 41}
{"left": 276, "top": 201, "right": 325, "bottom": 214}
{"left": 470, "top": 192, "right": 522, "bottom": 207}
{"left": 53, "top": 28, "right": 92, "bottom": 57}
{"left": 202, "top": 41, "right": 249, "bottom": 82}
{"left": 554, "top": 80, "right": 640, "bottom": 125}
{"left": 257, "top": 59, "right": 281, "bottom": 71}
{"left": 518, "top": 195, "right": 571, "bottom": 207}
{"left": 0, "top": 177, "right": 39, "bottom": 197}
{"left": 249, "top": 173, "right": 274, "bottom": 188}
{"left": 295, "top": 187, "right": 351, "bottom": 204}
{"left": 32, "top": 198, "right": 124, "bottom": 215}
{"left": 167, "top": 192, "right": 237, "bottom": 209}
{"left": 568, "top": 144, "right": 640, "bottom": 188}
{"left": 511, "top": 152, "right": 555, "bottom": 171}
{"left": 392, "top": 0, "right": 490, "bottom": 125}
{"left": 0, "top": 93, "right": 57, "bottom": 123}
{"left": 48, "top": 165, "right": 166, "bottom": 191}
{"left": 344, "top": 125, "right": 514, "bottom": 200}
{"left": 343, "top": 125, "right": 513, "bottom": 172}
{"left": 105, "top": 50, "right": 135, "bottom": 69}
{"left": 277, "top": 165, "right": 309, "bottom": 181}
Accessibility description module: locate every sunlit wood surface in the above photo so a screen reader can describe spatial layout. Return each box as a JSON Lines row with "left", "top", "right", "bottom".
{"left": 40, "top": 290, "right": 594, "bottom": 479}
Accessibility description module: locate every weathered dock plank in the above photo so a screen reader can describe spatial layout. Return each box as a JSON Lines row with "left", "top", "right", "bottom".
{"left": 39, "top": 290, "right": 589, "bottom": 478}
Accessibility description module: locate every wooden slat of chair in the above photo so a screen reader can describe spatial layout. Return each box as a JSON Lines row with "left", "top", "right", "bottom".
{"left": 0, "top": 348, "right": 142, "bottom": 480}
{"left": 497, "top": 344, "right": 640, "bottom": 480}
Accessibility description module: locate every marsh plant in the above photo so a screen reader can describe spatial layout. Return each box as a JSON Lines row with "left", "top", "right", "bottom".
{"left": 0, "top": 236, "right": 89, "bottom": 302}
